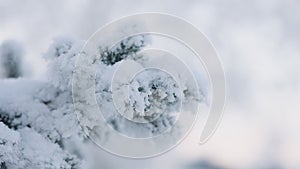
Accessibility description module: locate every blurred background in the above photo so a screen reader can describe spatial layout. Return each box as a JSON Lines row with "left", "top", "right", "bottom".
{"left": 0, "top": 0, "right": 299, "bottom": 168}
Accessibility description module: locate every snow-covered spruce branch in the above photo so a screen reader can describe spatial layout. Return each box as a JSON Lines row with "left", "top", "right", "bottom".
{"left": 0, "top": 35, "right": 204, "bottom": 168}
